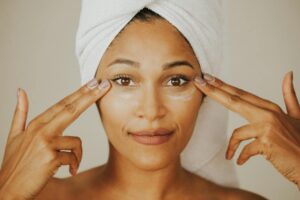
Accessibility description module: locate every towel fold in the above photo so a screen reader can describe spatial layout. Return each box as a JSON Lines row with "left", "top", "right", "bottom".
{"left": 75, "top": 0, "right": 238, "bottom": 187}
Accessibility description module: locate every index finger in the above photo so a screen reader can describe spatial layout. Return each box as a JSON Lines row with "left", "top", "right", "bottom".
{"left": 33, "top": 78, "right": 100, "bottom": 124}
{"left": 45, "top": 79, "right": 111, "bottom": 134}
{"left": 194, "top": 76, "right": 267, "bottom": 123}
{"left": 203, "top": 73, "right": 284, "bottom": 114}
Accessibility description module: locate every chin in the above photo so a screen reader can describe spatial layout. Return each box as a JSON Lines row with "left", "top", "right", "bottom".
{"left": 129, "top": 151, "right": 178, "bottom": 171}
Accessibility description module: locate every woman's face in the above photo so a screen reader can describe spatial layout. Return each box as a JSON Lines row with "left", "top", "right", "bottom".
{"left": 95, "top": 19, "right": 204, "bottom": 170}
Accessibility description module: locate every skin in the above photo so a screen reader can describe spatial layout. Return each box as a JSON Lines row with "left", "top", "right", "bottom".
{"left": 194, "top": 72, "right": 300, "bottom": 190}
{"left": 1, "top": 17, "right": 298, "bottom": 199}
{"left": 94, "top": 18, "right": 203, "bottom": 175}
{"left": 58, "top": 19, "right": 263, "bottom": 199}
{"left": 0, "top": 80, "right": 111, "bottom": 199}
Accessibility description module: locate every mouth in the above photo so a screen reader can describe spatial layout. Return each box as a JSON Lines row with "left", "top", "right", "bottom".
{"left": 128, "top": 128, "right": 175, "bottom": 145}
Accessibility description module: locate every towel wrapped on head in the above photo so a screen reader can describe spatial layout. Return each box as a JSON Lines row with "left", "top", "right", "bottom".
{"left": 75, "top": 0, "right": 239, "bottom": 187}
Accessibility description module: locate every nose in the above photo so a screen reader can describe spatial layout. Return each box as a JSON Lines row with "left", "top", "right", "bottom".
{"left": 135, "top": 84, "right": 167, "bottom": 121}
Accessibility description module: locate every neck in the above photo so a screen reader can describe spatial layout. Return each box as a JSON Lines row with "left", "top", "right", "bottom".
{"left": 100, "top": 144, "right": 191, "bottom": 200}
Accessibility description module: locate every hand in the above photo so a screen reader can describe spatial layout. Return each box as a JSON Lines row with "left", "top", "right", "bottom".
{"left": 193, "top": 71, "right": 300, "bottom": 189}
{"left": 0, "top": 78, "right": 111, "bottom": 199}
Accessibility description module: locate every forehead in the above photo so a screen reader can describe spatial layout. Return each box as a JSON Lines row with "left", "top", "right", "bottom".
{"left": 97, "top": 19, "right": 201, "bottom": 73}
{"left": 107, "top": 19, "right": 195, "bottom": 57}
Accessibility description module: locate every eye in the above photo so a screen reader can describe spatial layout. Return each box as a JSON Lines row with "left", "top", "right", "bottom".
{"left": 111, "top": 74, "right": 190, "bottom": 87}
{"left": 111, "top": 74, "right": 135, "bottom": 86}
{"left": 166, "top": 75, "right": 190, "bottom": 87}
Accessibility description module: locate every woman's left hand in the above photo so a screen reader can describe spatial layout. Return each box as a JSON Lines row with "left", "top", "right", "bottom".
{"left": 193, "top": 71, "right": 300, "bottom": 189}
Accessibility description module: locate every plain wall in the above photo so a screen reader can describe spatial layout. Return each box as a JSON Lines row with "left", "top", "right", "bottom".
{"left": 0, "top": 0, "right": 299, "bottom": 199}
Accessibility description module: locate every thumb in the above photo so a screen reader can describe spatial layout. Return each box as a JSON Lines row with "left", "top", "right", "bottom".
{"left": 282, "top": 71, "right": 300, "bottom": 119}
{"left": 8, "top": 88, "right": 29, "bottom": 141}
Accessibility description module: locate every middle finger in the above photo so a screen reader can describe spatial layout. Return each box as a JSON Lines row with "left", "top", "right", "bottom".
{"left": 33, "top": 78, "right": 100, "bottom": 124}
{"left": 194, "top": 75, "right": 268, "bottom": 123}
{"left": 45, "top": 80, "right": 111, "bottom": 134}
{"left": 202, "top": 73, "right": 284, "bottom": 114}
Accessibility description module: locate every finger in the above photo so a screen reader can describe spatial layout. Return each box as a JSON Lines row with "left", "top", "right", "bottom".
{"left": 9, "top": 88, "right": 29, "bottom": 141}
{"left": 33, "top": 78, "right": 100, "bottom": 124}
{"left": 46, "top": 80, "right": 110, "bottom": 134}
{"left": 51, "top": 151, "right": 78, "bottom": 176}
{"left": 237, "top": 140, "right": 262, "bottom": 165}
{"left": 51, "top": 136, "right": 83, "bottom": 165}
{"left": 202, "top": 73, "right": 284, "bottom": 114}
{"left": 282, "top": 71, "right": 300, "bottom": 119}
{"left": 194, "top": 76, "right": 268, "bottom": 123}
{"left": 226, "top": 123, "right": 264, "bottom": 160}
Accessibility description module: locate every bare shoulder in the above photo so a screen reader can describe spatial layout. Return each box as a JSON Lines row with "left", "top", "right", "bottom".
{"left": 188, "top": 171, "right": 266, "bottom": 200}
{"left": 35, "top": 177, "right": 66, "bottom": 200}
{"left": 222, "top": 187, "right": 267, "bottom": 200}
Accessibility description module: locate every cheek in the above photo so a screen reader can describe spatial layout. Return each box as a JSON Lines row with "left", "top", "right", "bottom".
{"left": 99, "top": 86, "right": 203, "bottom": 141}
{"left": 164, "top": 88, "right": 203, "bottom": 146}
{"left": 165, "top": 86, "right": 203, "bottom": 124}
{"left": 97, "top": 88, "right": 139, "bottom": 142}
{"left": 164, "top": 86, "right": 197, "bottom": 102}
{"left": 97, "top": 86, "right": 203, "bottom": 170}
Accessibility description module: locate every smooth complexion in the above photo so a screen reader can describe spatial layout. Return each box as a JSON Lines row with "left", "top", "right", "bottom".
{"left": 94, "top": 18, "right": 205, "bottom": 199}
{"left": 105, "top": 78, "right": 198, "bottom": 102}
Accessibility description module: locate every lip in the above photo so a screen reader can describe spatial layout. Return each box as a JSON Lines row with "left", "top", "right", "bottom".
{"left": 129, "top": 128, "right": 174, "bottom": 145}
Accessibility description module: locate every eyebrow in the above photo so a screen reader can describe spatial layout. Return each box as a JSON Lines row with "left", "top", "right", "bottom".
{"left": 107, "top": 58, "right": 195, "bottom": 70}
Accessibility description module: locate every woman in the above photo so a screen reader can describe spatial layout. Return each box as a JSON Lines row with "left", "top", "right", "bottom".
{"left": 0, "top": 5, "right": 299, "bottom": 200}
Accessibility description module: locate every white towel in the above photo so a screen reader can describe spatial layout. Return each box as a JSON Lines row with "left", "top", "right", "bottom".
{"left": 75, "top": 0, "right": 239, "bottom": 187}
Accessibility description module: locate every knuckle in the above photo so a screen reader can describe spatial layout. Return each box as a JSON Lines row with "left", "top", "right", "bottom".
{"left": 206, "top": 84, "right": 216, "bottom": 92}
{"left": 263, "top": 110, "right": 278, "bottom": 122}
{"left": 38, "top": 126, "right": 53, "bottom": 136}
{"left": 90, "top": 87, "right": 102, "bottom": 97}
{"left": 228, "top": 95, "right": 240, "bottom": 104}
{"left": 35, "top": 135, "right": 50, "bottom": 149}
{"left": 47, "top": 135, "right": 59, "bottom": 147}
{"left": 81, "top": 85, "right": 91, "bottom": 93}
{"left": 45, "top": 149, "right": 57, "bottom": 162}
{"left": 58, "top": 99, "right": 68, "bottom": 107}
{"left": 64, "top": 103, "right": 78, "bottom": 116}
{"left": 215, "top": 79, "right": 224, "bottom": 87}
{"left": 269, "top": 103, "right": 283, "bottom": 113}
{"left": 234, "top": 88, "right": 247, "bottom": 97}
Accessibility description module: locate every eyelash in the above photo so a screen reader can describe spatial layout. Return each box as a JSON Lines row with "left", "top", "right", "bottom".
{"left": 111, "top": 74, "right": 190, "bottom": 87}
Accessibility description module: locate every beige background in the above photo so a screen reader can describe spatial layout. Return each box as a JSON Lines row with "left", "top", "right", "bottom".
{"left": 0, "top": 0, "right": 299, "bottom": 199}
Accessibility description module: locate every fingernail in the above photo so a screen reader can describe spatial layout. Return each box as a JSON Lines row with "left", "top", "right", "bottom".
{"left": 86, "top": 78, "right": 99, "bottom": 89}
{"left": 203, "top": 73, "right": 215, "bottom": 82}
{"left": 194, "top": 75, "right": 207, "bottom": 86}
{"left": 98, "top": 79, "right": 110, "bottom": 90}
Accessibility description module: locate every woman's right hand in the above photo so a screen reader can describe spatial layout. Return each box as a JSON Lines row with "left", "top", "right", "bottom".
{"left": 0, "top": 78, "right": 110, "bottom": 199}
